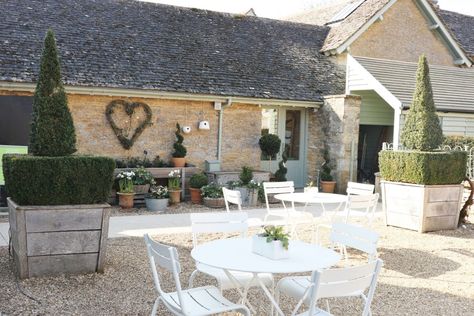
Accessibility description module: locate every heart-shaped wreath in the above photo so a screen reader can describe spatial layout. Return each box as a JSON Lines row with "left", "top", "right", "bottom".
{"left": 105, "top": 100, "right": 153, "bottom": 149}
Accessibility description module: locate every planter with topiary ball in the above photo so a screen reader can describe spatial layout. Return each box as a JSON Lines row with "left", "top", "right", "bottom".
{"left": 379, "top": 55, "right": 466, "bottom": 233}
{"left": 4, "top": 30, "right": 115, "bottom": 279}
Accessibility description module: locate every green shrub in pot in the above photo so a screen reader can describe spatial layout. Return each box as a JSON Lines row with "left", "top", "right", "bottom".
{"left": 189, "top": 172, "right": 208, "bottom": 204}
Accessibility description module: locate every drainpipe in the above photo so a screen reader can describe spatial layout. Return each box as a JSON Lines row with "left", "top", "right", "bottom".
{"left": 216, "top": 98, "right": 233, "bottom": 161}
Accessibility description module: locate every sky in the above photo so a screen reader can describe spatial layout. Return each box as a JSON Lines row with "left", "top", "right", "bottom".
{"left": 142, "top": 0, "right": 474, "bottom": 18}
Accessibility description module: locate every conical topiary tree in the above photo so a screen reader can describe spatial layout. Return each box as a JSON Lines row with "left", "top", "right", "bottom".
{"left": 29, "top": 29, "right": 76, "bottom": 156}
{"left": 400, "top": 54, "right": 443, "bottom": 151}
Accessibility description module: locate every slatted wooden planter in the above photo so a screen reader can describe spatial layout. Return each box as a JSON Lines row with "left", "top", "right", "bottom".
{"left": 381, "top": 181, "right": 463, "bottom": 233}
{"left": 8, "top": 198, "right": 110, "bottom": 279}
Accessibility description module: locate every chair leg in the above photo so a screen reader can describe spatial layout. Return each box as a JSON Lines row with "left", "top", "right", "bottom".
{"left": 151, "top": 297, "right": 161, "bottom": 316}
{"left": 238, "top": 306, "right": 251, "bottom": 316}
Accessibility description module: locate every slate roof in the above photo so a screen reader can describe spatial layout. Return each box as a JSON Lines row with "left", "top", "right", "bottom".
{"left": 286, "top": 0, "right": 356, "bottom": 26}
{"left": 439, "top": 10, "right": 474, "bottom": 58}
{"left": 0, "top": 0, "right": 346, "bottom": 102}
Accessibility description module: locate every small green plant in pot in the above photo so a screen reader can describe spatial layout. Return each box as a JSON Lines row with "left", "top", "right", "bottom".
{"left": 171, "top": 123, "right": 187, "bottom": 167}
{"left": 252, "top": 225, "right": 290, "bottom": 260}
{"left": 132, "top": 166, "right": 155, "bottom": 194}
{"left": 145, "top": 185, "right": 169, "bottom": 212}
{"left": 189, "top": 173, "right": 208, "bottom": 204}
{"left": 168, "top": 169, "right": 182, "bottom": 204}
{"left": 320, "top": 149, "right": 336, "bottom": 193}
{"left": 379, "top": 55, "right": 467, "bottom": 232}
{"left": 235, "top": 166, "right": 254, "bottom": 205}
{"left": 259, "top": 134, "right": 281, "bottom": 173}
{"left": 201, "top": 183, "right": 225, "bottom": 208}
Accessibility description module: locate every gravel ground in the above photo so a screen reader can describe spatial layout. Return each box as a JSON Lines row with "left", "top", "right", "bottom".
{"left": 1, "top": 218, "right": 473, "bottom": 315}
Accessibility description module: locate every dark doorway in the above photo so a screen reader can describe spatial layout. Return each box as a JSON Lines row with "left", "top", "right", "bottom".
{"left": 357, "top": 125, "right": 392, "bottom": 183}
{"left": 0, "top": 96, "right": 33, "bottom": 145}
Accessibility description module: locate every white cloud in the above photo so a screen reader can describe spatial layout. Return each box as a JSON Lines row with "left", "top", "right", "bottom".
{"left": 437, "top": 0, "right": 474, "bottom": 16}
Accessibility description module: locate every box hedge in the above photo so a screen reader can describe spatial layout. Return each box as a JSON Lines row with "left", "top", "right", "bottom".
{"left": 3, "top": 154, "right": 115, "bottom": 205}
{"left": 379, "top": 150, "right": 466, "bottom": 185}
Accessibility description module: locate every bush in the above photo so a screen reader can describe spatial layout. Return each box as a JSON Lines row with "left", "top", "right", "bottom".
{"left": 201, "top": 183, "right": 223, "bottom": 198}
{"left": 190, "top": 173, "right": 208, "bottom": 189}
{"left": 239, "top": 166, "right": 253, "bottom": 185}
{"left": 320, "top": 149, "right": 333, "bottom": 181}
{"left": 379, "top": 150, "right": 466, "bottom": 185}
{"left": 274, "top": 151, "right": 288, "bottom": 181}
{"left": 3, "top": 154, "right": 115, "bottom": 205}
{"left": 400, "top": 55, "right": 443, "bottom": 151}
{"left": 259, "top": 134, "right": 281, "bottom": 160}
{"left": 443, "top": 136, "right": 474, "bottom": 149}
{"left": 172, "top": 123, "right": 187, "bottom": 158}
{"left": 29, "top": 29, "right": 76, "bottom": 157}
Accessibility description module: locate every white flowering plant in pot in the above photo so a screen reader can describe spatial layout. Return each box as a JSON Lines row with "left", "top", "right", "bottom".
{"left": 116, "top": 171, "right": 135, "bottom": 194}
{"left": 145, "top": 185, "right": 169, "bottom": 212}
{"left": 168, "top": 169, "right": 182, "bottom": 204}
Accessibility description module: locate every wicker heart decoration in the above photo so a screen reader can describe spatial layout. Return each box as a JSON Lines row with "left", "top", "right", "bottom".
{"left": 105, "top": 100, "right": 152, "bottom": 149}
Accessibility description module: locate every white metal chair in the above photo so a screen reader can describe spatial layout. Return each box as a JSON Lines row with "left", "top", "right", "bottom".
{"left": 276, "top": 259, "right": 383, "bottom": 316}
{"left": 222, "top": 187, "right": 242, "bottom": 212}
{"left": 189, "top": 212, "right": 274, "bottom": 292}
{"left": 263, "top": 181, "right": 313, "bottom": 237}
{"left": 346, "top": 182, "right": 375, "bottom": 196}
{"left": 144, "top": 234, "right": 250, "bottom": 316}
{"left": 330, "top": 222, "right": 379, "bottom": 261}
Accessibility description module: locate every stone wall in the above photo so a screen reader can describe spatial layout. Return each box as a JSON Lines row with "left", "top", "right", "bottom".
{"left": 320, "top": 95, "right": 361, "bottom": 193}
{"left": 350, "top": 0, "right": 454, "bottom": 66}
{"left": 306, "top": 108, "right": 326, "bottom": 183}
{"left": 66, "top": 94, "right": 262, "bottom": 171}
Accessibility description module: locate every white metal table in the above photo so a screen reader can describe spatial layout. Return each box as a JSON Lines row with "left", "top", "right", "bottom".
{"left": 191, "top": 237, "right": 341, "bottom": 316}
{"left": 275, "top": 192, "right": 347, "bottom": 216}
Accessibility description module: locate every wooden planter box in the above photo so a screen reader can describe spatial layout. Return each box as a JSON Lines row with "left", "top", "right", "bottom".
{"left": 203, "top": 197, "right": 225, "bottom": 208}
{"left": 8, "top": 198, "right": 110, "bottom": 279}
{"left": 381, "top": 181, "right": 463, "bottom": 233}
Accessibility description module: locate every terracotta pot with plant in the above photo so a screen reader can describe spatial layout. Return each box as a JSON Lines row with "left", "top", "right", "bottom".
{"left": 132, "top": 166, "right": 155, "bottom": 194}
{"left": 171, "top": 123, "right": 187, "bottom": 167}
{"left": 201, "top": 183, "right": 225, "bottom": 208}
{"left": 117, "top": 170, "right": 136, "bottom": 209}
{"left": 189, "top": 173, "right": 208, "bottom": 204}
{"left": 168, "top": 169, "right": 182, "bottom": 203}
{"left": 320, "top": 149, "right": 336, "bottom": 193}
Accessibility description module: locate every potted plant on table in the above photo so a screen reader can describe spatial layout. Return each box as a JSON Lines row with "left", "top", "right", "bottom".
{"left": 171, "top": 123, "right": 187, "bottom": 167}
{"left": 145, "top": 185, "right": 169, "bottom": 212}
{"left": 168, "top": 169, "right": 182, "bottom": 204}
{"left": 201, "top": 183, "right": 225, "bottom": 208}
{"left": 320, "top": 149, "right": 336, "bottom": 193}
{"left": 379, "top": 55, "right": 466, "bottom": 233}
{"left": 252, "top": 225, "right": 290, "bottom": 260}
{"left": 189, "top": 172, "right": 208, "bottom": 204}
{"left": 133, "top": 166, "right": 155, "bottom": 194}
{"left": 117, "top": 170, "right": 136, "bottom": 209}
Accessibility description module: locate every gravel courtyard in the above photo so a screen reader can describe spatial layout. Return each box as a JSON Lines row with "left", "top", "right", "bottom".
{"left": 1, "top": 216, "right": 473, "bottom": 315}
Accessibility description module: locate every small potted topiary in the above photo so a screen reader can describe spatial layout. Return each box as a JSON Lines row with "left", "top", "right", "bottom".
{"left": 379, "top": 55, "right": 467, "bottom": 233}
{"left": 116, "top": 171, "right": 136, "bottom": 209}
{"left": 234, "top": 166, "right": 253, "bottom": 205}
{"left": 274, "top": 151, "right": 288, "bottom": 182}
{"left": 252, "top": 225, "right": 290, "bottom": 260}
{"left": 259, "top": 133, "right": 281, "bottom": 173}
{"left": 168, "top": 169, "right": 182, "bottom": 204}
{"left": 189, "top": 172, "right": 208, "bottom": 204}
{"left": 201, "top": 183, "right": 225, "bottom": 208}
{"left": 171, "top": 123, "right": 187, "bottom": 167}
{"left": 320, "top": 149, "right": 336, "bottom": 193}
{"left": 145, "top": 185, "right": 169, "bottom": 212}
{"left": 132, "top": 166, "right": 155, "bottom": 194}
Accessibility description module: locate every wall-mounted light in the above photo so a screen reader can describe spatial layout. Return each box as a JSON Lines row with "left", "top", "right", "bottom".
{"left": 182, "top": 125, "right": 192, "bottom": 134}
{"left": 198, "top": 120, "right": 210, "bottom": 130}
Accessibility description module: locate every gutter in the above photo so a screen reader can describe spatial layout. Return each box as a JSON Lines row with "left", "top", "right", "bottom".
{"left": 216, "top": 98, "right": 233, "bottom": 162}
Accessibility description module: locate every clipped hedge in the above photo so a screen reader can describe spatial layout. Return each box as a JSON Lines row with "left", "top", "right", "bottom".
{"left": 3, "top": 154, "right": 115, "bottom": 205}
{"left": 379, "top": 150, "right": 466, "bottom": 185}
{"left": 443, "top": 135, "right": 474, "bottom": 149}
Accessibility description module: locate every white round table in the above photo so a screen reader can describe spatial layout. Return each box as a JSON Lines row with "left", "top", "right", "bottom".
{"left": 191, "top": 238, "right": 341, "bottom": 315}
{"left": 274, "top": 192, "right": 347, "bottom": 205}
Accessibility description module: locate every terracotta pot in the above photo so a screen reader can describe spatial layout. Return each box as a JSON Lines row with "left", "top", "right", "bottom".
{"left": 171, "top": 157, "right": 186, "bottom": 167}
{"left": 169, "top": 190, "right": 182, "bottom": 204}
{"left": 320, "top": 181, "right": 336, "bottom": 193}
{"left": 203, "top": 197, "right": 225, "bottom": 208}
{"left": 118, "top": 192, "right": 135, "bottom": 209}
{"left": 133, "top": 184, "right": 150, "bottom": 194}
{"left": 190, "top": 188, "right": 202, "bottom": 204}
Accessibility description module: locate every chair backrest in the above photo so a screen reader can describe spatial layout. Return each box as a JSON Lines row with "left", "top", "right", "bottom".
{"left": 222, "top": 187, "right": 242, "bottom": 212}
{"left": 144, "top": 234, "right": 188, "bottom": 313}
{"left": 346, "top": 182, "right": 375, "bottom": 195}
{"left": 345, "top": 193, "right": 379, "bottom": 225}
{"left": 190, "top": 212, "right": 248, "bottom": 247}
{"left": 317, "top": 259, "right": 383, "bottom": 316}
{"left": 330, "top": 222, "right": 379, "bottom": 259}
{"left": 263, "top": 181, "right": 294, "bottom": 211}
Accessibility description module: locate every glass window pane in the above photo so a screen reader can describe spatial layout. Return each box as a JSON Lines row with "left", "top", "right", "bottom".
{"left": 261, "top": 109, "right": 279, "bottom": 160}
{"left": 285, "top": 110, "right": 301, "bottom": 160}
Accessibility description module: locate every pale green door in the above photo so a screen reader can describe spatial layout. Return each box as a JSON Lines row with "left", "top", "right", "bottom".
{"left": 260, "top": 108, "right": 307, "bottom": 187}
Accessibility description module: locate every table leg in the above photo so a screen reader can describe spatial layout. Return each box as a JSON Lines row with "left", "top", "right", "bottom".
{"left": 222, "top": 269, "right": 257, "bottom": 314}
{"left": 255, "top": 273, "right": 285, "bottom": 316}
